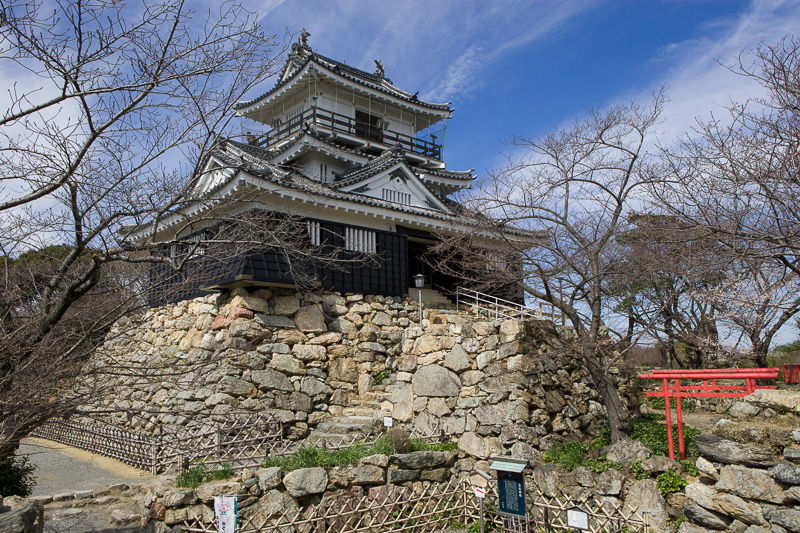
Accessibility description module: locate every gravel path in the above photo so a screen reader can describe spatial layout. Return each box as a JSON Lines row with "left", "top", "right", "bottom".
{"left": 14, "top": 438, "right": 156, "bottom": 532}
{"left": 18, "top": 438, "right": 155, "bottom": 497}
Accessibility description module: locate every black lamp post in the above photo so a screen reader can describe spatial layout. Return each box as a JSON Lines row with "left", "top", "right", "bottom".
{"left": 414, "top": 273, "right": 424, "bottom": 321}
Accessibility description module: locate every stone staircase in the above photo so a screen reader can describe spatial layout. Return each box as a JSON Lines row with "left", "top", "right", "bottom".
{"left": 408, "top": 288, "right": 455, "bottom": 310}
{"left": 308, "top": 391, "right": 385, "bottom": 444}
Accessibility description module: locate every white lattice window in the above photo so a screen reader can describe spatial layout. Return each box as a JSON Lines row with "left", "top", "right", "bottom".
{"left": 190, "top": 233, "right": 205, "bottom": 255}
{"left": 307, "top": 221, "right": 321, "bottom": 246}
{"left": 382, "top": 188, "right": 412, "bottom": 205}
{"left": 486, "top": 252, "right": 507, "bottom": 271}
{"left": 345, "top": 227, "right": 376, "bottom": 253}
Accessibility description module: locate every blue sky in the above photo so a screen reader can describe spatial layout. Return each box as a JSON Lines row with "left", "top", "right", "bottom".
{"left": 243, "top": 0, "right": 800, "bottom": 175}
{"left": 242, "top": 0, "right": 800, "bottom": 346}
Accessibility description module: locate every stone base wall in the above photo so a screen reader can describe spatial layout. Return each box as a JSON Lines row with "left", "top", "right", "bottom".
{"left": 85, "top": 287, "right": 626, "bottom": 458}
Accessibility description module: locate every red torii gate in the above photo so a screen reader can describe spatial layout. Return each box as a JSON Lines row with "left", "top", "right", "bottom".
{"left": 637, "top": 368, "right": 778, "bottom": 460}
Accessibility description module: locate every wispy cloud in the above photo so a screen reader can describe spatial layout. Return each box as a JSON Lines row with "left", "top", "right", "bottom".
{"left": 253, "top": 0, "right": 598, "bottom": 102}
{"left": 429, "top": 44, "right": 484, "bottom": 102}
{"left": 644, "top": 0, "right": 800, "bottom": 144}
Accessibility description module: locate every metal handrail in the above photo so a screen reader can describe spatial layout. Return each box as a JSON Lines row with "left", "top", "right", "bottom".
{"left": 455, "top": 286, "right": 565, "bottom": 325}
{"left": 259, "top": 107, "right": 443, "bottom": 159}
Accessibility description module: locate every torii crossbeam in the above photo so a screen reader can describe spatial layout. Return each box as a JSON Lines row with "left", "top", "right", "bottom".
{"left": 637, "top": 368, "right": 778, "bottom": 460}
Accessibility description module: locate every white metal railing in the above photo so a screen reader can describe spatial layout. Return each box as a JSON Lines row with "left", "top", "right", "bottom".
{"left": 455, "top": 286, "right": 565, "bottom": 325}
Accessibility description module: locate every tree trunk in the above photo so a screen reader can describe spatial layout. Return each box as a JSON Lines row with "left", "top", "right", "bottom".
{"left": 583, "top": 350, "right": 628, "bottom": 443}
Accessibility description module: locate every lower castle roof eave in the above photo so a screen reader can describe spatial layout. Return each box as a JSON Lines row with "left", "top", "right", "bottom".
{"left": 139, "top": 170, "right": 534, "bottom": 243}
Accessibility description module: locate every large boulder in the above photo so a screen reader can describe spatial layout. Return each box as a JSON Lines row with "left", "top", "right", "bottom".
{"left": 716, "top": 465, "right": 787, "bottom": 504}
{"left": 390, "top": 451, "right": 453, "bottom": 470}
{"left": 411, "top": 365, "right": 460, "bottom": 397}
{"left": 195, "top": 481, "right": 245, "bottom": 503}
{"left": 772, "top": 460, "right": 800, "bottom": 485}
{"left": 294, "top": 305, "right": 327, "bottom": 333}
{"left": 443, "top": 345, "right": 472, "bottom": 372}
{"left": 532, "top": 464, "right": 560, "bottom": 498}
{"left": 623, "top": 479, "right": 669, "bottom": 532}
{"left": 283, "top": 467, "right": 328, "bottom": 497}
{"left": 606, "top": 437, "right": 653, "bottom": 468}
{"left": 251, "top": 369, "right": 293, "bottom": 392}
{"left": 0, "top": 500, "right": 42, "bottom": 533}
{"left": 764, "top": 509, "right": 800, "bottom": 532}
{"left": 744, "top": 389, "right": 800, "bottom": 413}
{"left": 682, "top": 500, "right": 732, "bottom": 530}
{"left": 694, "top": 434, "right": 778, "bottom": 467}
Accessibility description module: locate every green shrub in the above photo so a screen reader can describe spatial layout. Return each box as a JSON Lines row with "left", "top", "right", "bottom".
{"left": 679, "top": 460, "right": 698, "bottom": 476}
{"left": 207, "top": 462, "right": 233, "bottom": 481}
{"left": 582, "top": 455, "right": 622, "bottom": 473}
{"left": 0, "top": 456, "right": 36, "bottom": 497}
{"left": 650, "top": 397, "right": 695, "bottom": 412}
{"left": 371, "top": 435, "right": 395, "bottom": 456}
{"left": 628, "top": 418, "right": 701, "bottom": 457}
{"left": 408, "top": 437, "right": 458, "bottom": 452}
{"left": 175, "top": 465, "right": 208, "bottom": 489}
{"left": 543, "top": 442, "right": 587, "bottom": 471}
{"left": 372, "top": 370, "right": 390, "bottom": 385}
{"left": 629, "top": 460, "right": 650, "bottom": 480}
{"left": 656, "top": 469, "right": 687, "bottom": 498}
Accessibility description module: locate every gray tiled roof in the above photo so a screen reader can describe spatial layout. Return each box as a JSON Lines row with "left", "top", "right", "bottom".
{"left": 235, "top": 51, "right": 451, "bottom": 113}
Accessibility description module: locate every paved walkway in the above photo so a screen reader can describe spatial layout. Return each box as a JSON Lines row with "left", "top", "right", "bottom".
{"left": 18, "top": 438, "right": 155, "bottom": 497}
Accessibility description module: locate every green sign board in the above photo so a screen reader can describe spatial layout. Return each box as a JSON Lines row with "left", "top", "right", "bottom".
{"left": 497, "top": 471, "right": 526, "bottom": 517}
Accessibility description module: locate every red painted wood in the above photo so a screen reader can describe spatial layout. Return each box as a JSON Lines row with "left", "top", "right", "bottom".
{"left": 664, "top": 377, "right": 673, "bottom": 460}
{"left": 785, "top": 364, "right": 800, "bottom": 384}
{"left": 638, "top": 368, "right": 778, "bottom": 461}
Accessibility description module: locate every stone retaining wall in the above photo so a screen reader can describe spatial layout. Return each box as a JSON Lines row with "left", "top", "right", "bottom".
{"left": 84, "top": 288, "right": 636, "bottom": 458}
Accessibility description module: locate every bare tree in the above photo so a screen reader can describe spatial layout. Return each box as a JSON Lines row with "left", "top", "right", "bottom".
{"left": 650, "top": 36, "right": 800, "bottom": 366}
{"left": 611, "top": 214, "right": 729, "bottom": 369}
{"left": 701, "top": 256, "right": 800, "bottom": 367}
{"left": 435, "top": 92, "right": 665, "bottom": 443}
{"left": 0, "top": 0, "right": 292, "bottom": 459}
{"left": 654, "top": 36, "right": 800, "bottom": 274}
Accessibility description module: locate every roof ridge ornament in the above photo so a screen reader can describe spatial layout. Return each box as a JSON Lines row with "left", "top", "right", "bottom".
{"left": 374, "top": 59, "right": 385, "bottom": 79}
{"left": 299, "top": 28, "right": 311, "bottom": 50}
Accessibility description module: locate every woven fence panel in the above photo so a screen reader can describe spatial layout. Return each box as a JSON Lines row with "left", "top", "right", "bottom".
{"left": 179, "top": 478, "right": 470, "bottom": 533}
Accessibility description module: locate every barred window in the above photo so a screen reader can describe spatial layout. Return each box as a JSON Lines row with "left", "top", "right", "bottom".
{"left": 345, "top": 227, "right": 376, "bottom": 253}
{"left": 486, "top": 252, "right": 507, "bottom": 271}
{"left": 382, "top": 188, "right": 412, "bottom": 205}
{"left": 307, "top": 221, "right": 321, "bottom": 246}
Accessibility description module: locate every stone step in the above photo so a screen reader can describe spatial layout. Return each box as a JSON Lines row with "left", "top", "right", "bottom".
{"left": 315, "top": 418, "right": 377, "bottom": 434}
{"left": 341, "top": 407, "right": 379, "bottom": 418}
{"left": 362, "top": 392, "right": 387, "bottom": 402}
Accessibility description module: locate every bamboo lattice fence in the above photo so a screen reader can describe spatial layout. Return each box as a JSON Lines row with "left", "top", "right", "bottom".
{"left": 31, "top": 414, "right": 282, "bottom": 474}
{"left": 30, "top": 414, "right": 445, "bottom": 475}
{"left": 173, "top": 479, "right": 650, "bottom": 533}
{"left": 467, "top": 483, "right": 652, "bottom": 533}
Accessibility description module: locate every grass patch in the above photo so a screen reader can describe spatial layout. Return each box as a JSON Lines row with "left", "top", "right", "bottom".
{"left": 175, "top": 462, "right": 234, "bottom": 490}
{"left": 263, "top": 436, "right": 457, "bottom": 472}
{"left": 650, "top": 397, "right": 696, "bottom": 412}
{"left": 542, "top": 435, "right": 620, "bottom": 473}
{"left": 656, "top": 469, "right": 687, "bottom": 498}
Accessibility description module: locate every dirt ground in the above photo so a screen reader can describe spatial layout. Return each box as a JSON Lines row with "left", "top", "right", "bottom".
{"left": 16, "top": 438, "right": 154, "bottom": 532}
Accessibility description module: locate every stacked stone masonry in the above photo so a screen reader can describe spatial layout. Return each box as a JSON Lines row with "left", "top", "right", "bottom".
{"left": 86, "top": 288, "right": 628, "bottom": 457}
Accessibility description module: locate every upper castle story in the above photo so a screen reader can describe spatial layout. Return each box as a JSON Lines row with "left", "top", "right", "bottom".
{"left": 233, "top": 30, "right": 456, "bottom": 179}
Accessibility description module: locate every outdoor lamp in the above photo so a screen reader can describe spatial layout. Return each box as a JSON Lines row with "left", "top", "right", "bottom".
{"left": 414, "top": 273, "right": 424, "bottom": 321}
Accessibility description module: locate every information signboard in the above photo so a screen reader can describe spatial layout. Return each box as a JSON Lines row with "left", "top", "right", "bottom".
{"left": 496, "top": 471, "right": 526, "bottom": 517}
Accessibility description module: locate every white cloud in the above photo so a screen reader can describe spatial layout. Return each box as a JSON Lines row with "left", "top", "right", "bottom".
{"left": 253, "top": 0, "right": 599, "bottom": 102}
{"left": 645, "top": 0, "right": 800, "bottom": 145}
{"left": 429, "top": 44, "right": 484, "bottom": 102}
